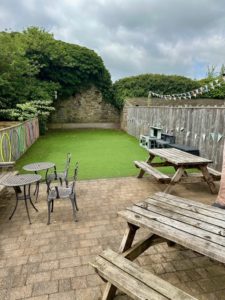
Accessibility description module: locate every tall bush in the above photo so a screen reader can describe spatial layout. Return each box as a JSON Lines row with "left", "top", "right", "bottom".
{"left": 113, "top": 74, "right": 200, "bottom": 109}
{"left": 0, "top": 27, "right": 114, "bottom": 119}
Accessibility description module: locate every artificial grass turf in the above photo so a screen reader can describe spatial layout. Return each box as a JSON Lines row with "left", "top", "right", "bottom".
{"left": 17, "top": 128, "right": 170, "bottom": 180}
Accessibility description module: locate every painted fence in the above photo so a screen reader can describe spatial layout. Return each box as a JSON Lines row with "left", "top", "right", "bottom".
{"left": 125, "top": 105, "right": 225, "bottom": 171}
{"left": 0, "top": 118, "right": 39, "bottom": 162}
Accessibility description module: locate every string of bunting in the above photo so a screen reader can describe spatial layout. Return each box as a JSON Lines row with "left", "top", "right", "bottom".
{"left": 148, "top": 74, "right": 225, "bottom": 100}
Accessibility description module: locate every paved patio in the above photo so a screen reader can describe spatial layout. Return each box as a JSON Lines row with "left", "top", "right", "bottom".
{"left": 0, "top": 177, "right": 224, "bottom": 300}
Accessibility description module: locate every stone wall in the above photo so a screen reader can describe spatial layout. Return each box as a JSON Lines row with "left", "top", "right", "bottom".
{"left": 50, "top": 86, "right": 120, "bottom": 124}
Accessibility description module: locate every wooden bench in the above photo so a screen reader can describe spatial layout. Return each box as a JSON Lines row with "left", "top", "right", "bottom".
{"left": 134, "top": 160, "right": 171, "bottom": 183}
{"left": 207, "top": 167, "right": 221, "bottom": 181}
{"left": 91, "top": 249, "right": 197, "bottom": 300}
{"left": 0, "top": 162, "right": 17, "bottom": 193}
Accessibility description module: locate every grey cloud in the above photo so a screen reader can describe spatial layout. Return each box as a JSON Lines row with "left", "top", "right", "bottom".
{"left": 0, "top": 0, "right": 225, "bottom": 81}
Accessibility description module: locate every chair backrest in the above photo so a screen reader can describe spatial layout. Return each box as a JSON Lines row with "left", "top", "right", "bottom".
{"left": 71, "top": 162, "right": 79, "bottom": 193}
{"left": 63, "top": 153, "right": 72, "bottom": 179}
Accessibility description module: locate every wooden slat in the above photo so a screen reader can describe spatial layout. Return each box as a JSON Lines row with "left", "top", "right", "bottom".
{"left": 92, "top": 255, "right": 167, "bottom": 300}
{"left": 118, "top": 209, "right": 225, "bottom": 264}
{"left": 0, "top": 161, "right": 15, "bottom": 167}
{"left": 147, "top": 195, "right": 225, "bottom": 230}
{"left": 91, "top": 249, "right": 196, "bottom": 300}
{"left": 123, "top": 234, "right": 165, "bottom": 261}
{"left": 155, "top": 192, "right": 225, "bottom": 219}
{"left": 134, "top": 161, "right": 170, "bottom": 182}
{"left": 207, "top": 167, "right": 221, "bottom": 180}
{"left": 148, "top": 148, "right": 212, "bottom": 165}
{"left": 130, "top": 205, "right": 225, "bottom": 247}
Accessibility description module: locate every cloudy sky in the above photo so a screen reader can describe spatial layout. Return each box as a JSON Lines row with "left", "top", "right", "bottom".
{"left": 1, "top": 0, "right": 225, "bottom": 81}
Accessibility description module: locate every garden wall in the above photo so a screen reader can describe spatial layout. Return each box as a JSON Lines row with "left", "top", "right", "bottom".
{"left": 123, "top": 104, "right": 225, "bottom": 171}
{"left": 50, "top": 86, "right": 120, "bottom": 128}
{"left": 0, "top": 118, "right": 39, "bottom": 162}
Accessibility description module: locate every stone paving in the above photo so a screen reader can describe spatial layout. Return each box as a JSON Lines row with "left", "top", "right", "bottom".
{"left": 0, "top": 177, "right": 224, "bottom": 300}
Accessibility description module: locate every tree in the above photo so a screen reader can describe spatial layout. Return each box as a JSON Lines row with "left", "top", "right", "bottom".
{"left": 113, "top": 74, "right": 201, "bottom": 108}
{"left": 206, "top": 65, "right": 217, "bottom": 79}
{"left": 0, "top": 27, "right": 115, "bottom": 128}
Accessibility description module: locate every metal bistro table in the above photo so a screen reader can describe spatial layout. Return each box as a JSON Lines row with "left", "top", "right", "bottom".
{"left": 23, "top": 162, "right": 56, "bottom": 201}
{"left": 0, "top": 174, "right": 41, "bottom": 224}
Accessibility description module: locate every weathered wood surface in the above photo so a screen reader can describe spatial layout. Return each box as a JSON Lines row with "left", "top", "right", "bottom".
{"left": 134, "top": 148, "right": 217, "bottom": 193}
{"left": 118, "top": 192, "right": 225, "bottom": 264}
{"left": 134, "top": 160, "right": 171, "bottom": 182}
{"left": 148, "top": 148, "right": 212, "bottom": 165}
{"left": 125, "top": 106, "right": 225, "bottom": 171}
{"left": 119, "top": 193, "right": 225, "bottom": 263}
{"left": 91, "top": 249, "right": 197, "bottom": 300}
{"left": 0, "top": 118, "right": 39, "bottom": 162}
{"left": 207, "top": 167, "right": 221, "bottom": 180}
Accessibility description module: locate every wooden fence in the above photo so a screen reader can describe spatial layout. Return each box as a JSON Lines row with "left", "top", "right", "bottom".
{"left": 0, "top": 118, "right": 39, "bottom": 162}
{"left": 125, "top": 106, "right": 225, "bottom": 171}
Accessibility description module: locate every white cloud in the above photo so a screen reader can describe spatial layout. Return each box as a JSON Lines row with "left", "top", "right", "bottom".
{"left": 0, "top": 0, "right": 225, "bottom": 81}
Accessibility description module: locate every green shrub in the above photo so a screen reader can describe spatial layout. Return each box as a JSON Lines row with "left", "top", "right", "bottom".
{"left": 0, "top": 27, "right": 114, "bottom": 111}
{"left": 0, "top": 100, "right": 55, "bottom": 135}
{"left": 198, "top": 77, "right": 225, "bottom": 99}
{"left": 113, "top": 74, "right": 200, "bottom": 108}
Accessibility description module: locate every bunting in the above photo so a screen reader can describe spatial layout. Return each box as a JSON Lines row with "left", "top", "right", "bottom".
{"left": 148, "top": 75, "right": 225, "bottom": 100}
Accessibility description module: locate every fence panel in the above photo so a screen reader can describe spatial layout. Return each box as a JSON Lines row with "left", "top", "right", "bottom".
{"left": 0, "top": 118, "right": 39, "bottom": 162}
{"left": 125, "top": 106, "right": 225, "bottom": 171}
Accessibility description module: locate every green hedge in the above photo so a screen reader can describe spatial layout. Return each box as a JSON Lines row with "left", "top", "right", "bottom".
{"left": 113, "top": 74, "right": 201, "bottom": 109}
{"left": 0, "top": 27, "right": 114, "bottom": 112}
{"left": 198, "top": 78, "right": 225, "bottom": 99}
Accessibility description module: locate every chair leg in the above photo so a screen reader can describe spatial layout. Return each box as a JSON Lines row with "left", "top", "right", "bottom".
{"left": 70, "top": 196, "right": 78, "bottom": 222}
{"left": 51, "top": 200, "right": 54, "bottom": 212}
{"left": 47, "top": 201, "right": 51, "bottom": 225}
{"left": 46, "top": 181, "right": 51, "bottom": 194}
{"left": 74, "top": 192, "right": 79, "bottom": 211}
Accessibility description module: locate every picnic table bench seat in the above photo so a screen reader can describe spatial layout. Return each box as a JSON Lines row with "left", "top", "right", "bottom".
{"left": 0, "top": 162, "right": 17, "bottom": 193}
{"left": 134, "top": 160, "right": 171, "bottom": 183}
{"left": 207, "top": 167, "right": 221, "bottom": 181}
{"left": 135, "top": 161, "right": 221, "bottom": 182}
{"left": 91, "top": 248, "right": 197, "bottom": 300}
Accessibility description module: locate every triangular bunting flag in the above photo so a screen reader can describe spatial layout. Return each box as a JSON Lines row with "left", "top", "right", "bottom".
{"left": 217, "top": 133, "right": 223, "bottom": 142}
{"left": 210, "top": 133, "right": 215, "bottom": 141}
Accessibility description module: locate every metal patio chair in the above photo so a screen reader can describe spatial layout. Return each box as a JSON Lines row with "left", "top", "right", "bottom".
{"left": 46, "top": 153, "right": 71, "bottom": 190}
{"left": 47, "top": 162, "right": 79, "bottom": 225}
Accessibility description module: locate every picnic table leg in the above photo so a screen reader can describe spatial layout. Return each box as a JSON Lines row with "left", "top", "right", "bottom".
{"left": 137, "top": 154, "right": 155, "bottom": 178}
{"left": 102, "top": 223, "right": 139, "bottom": 300}
{"left": 199, "top": 165, "right": 217, "bottom": 194}
{"left": 137, "top": 169, "right": 146, "bottom": 178}
{"left": 164, "top": 167, "right": 185, "bottom": 194}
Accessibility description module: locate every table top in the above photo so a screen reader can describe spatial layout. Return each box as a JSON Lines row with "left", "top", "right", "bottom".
{"left": 118, "top": 192, "right": 225, "bottom": 264}
{"left": 0, "top": 174, "right": 41, "bottom": 187}
{"left": 148, "top": 148, "right": 212, "bottom": 165}
{"left": 23, "top": 162, "right": 55, "bottom": 172}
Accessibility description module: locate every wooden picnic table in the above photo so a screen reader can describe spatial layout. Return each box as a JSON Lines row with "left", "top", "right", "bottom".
{"left": 134, "top": 148, "right": 220, "bottom": 194}
{"left": 97, "top": 192, "right": 225, "bottom": 299}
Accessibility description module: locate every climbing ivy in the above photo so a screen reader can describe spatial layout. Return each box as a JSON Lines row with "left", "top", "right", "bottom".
{"left": 0, "top": 27, "right": 114, "bottom": 111}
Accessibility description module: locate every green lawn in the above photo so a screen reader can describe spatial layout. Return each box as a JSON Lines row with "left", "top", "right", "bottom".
{"left": 16, "top": 129, "right": 156, "bottom": 180}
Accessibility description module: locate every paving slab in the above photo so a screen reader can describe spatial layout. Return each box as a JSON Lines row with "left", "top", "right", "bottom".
{"left": 0, "top": 177, "right": 223, "bottom": 299}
